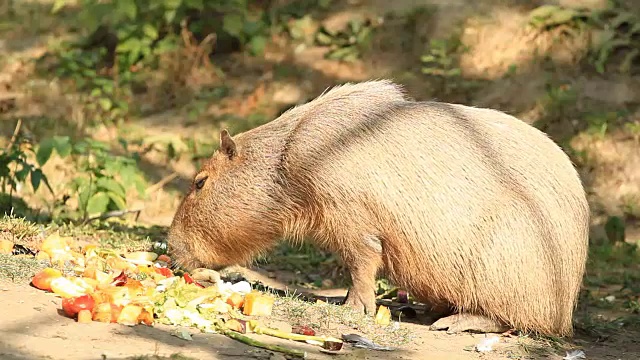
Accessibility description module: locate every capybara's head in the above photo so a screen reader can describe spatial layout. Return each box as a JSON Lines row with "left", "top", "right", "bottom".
{"left": 167, "top": 129, "right": 284, "bottom": 271}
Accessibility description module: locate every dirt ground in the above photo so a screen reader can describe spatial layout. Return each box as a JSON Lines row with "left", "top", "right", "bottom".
{"left": 2, "top": 0, "right": 640, "bottom": 359}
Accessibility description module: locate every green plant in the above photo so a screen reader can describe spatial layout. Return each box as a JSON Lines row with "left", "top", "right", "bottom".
{"left": 583, "top": 110, "right": 624, "bottom": 138}
{"left": 527, "top": 3, "right": 640, "bottom": 74}
{"left": 589, "top": 6, "right": 640, "bottom": 74}
{"left": 315, "top": 18, "right": 376, "bottom": 62}
{"left": 0, "top": 124, "right": 54, "bottom": 213}
{"left": 36, "top": 136, "right": 147, "bottom": 221}
{"left": 527, "top": 5, "right": 590, "bottom": 30}
{"left": 420, "top": 38, "right": 465, "bottom": 78}
{"left": 537, "top": 82, "right": 578, "bottom": 126}
{"left": 55, "top": 48, "right": 133, "bottom": 126}
{"left": 52, "top": 0, "right": 267, "bottom": 61}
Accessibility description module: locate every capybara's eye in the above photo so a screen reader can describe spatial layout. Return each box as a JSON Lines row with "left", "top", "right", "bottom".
{"left": 195, "top": 176, "right": 208, "bottom": 190}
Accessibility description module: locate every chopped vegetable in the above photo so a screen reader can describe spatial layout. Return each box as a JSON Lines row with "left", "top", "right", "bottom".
{"left": 225, "top": 319, "right": 248, "bottom": 333}
{"left": 226, "top": 292, "right": 245, "bottom": 309}
{"left": 154, "top": 267, "right": 173, "bottom": 278}
{"left": 117, "top": 304, "right": 143, "bottom": 326}
{"left": 111, "top": 271, "right": 128, "bottom": 286}
{"left": 41, "top": 233, "right": 70, "bottom": 257}
{"left": 125, "top": 251, "right": 158, "bottom": 262}
{"left": 374, "top": 305, "right": 391, "bottom": 326}
{"left": 0, "top": 239, "right": 14, "bottom": 254}
{"left": 183, "top": 273, "right": 204, "bottom": 288}
{"left": 322, "top": 338, "right": 344, "bottom": 351}
{"left": 243, "top": 291, "right": 274, "bottom": 316}
{"left": 35, "top": 251, "right": 50, "bottom": 261}
{"left": 77, "top": 310, "right": 93, "bottom": 323}
{"left": 396, "top": 290, "right": 409, "bottom": 303}
{"left": 31, "top": 268, "right": 63, "bottom": 292}
{"left": 62, "top": 295, "right": 96, "bottom": 317}
{"left": 223, "top": 330, "right": 307, "bottom": 359}
{"left": 91, "top": 303, "right": 112, "bottom": 323}
{"left": 292, "top": 325, "right": 316, "bottom": 336}
{"left": 50, "top": 277, "right": 88, "bottom": 298}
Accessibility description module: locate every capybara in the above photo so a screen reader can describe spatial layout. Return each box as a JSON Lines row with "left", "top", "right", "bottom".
{"left": 167, "top": 80, "right": 589, "bottom": 337}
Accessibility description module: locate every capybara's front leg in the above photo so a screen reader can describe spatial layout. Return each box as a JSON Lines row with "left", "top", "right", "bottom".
{"left": 342, "top": 250, "right": 381, "bottom": 315}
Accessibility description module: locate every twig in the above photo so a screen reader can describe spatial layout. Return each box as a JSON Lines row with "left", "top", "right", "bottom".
{"left": 223, "top": 330, "right": 307, "bottom": 359}
{"left": 82, "top": 209, "right": 143, "bottom": 225}
{"left": 145, "top": 172, "right": 179, "bottom": 195}
{"left": 6, "top": 118, "right": 22, "bottom": 151}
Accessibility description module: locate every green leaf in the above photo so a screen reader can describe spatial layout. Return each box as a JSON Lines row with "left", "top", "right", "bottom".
{"left": 248, "top": 35, "right": 267, "bottom": 56}
{"left": 86, "top": 192, "right": 110, "bottom": 215}
{"left": 117, "top": 37, "right": 141, "bottom": 53}
{"left": 165, "top": 0, "right": 183, "bottom": 10}
{"left": 223, "top": 14, "right": 245, "bottom": 38}
{"left": 184, "top": 0, "right": 204, "bottom": 10}
{"left": 529, "top": 5, "right": 561, "bottom": 21}
{"left": 36, "top": 138, "right": 55, "bottom": 166}
{"left": 164, "top": 9, "right": 177, "bottom": 23}
{"left": 96, "top": 177, "right": 127, "bottom": 199}
{"left": 143, "top": 23, "right": 159, "bottom": 40}
{"left": 98, "top": 98, "right": 113, "bottom": 111}
{"left": 15, "top": 166, "right": 30, "bottom": 182}
{"left": 106, "top": 191, "right": 127, "bottom": 210}
{"left": 53, "top": 136, "right": 72, "bottom": 158}
{"left": 51, "top": 0, "right": 68, "bottom": 14}
{"left": 610, "top": 13, "right": 635, "bottom": 29}
{"left": 90, "top": 88, "right": 103, "bottom": 98}
{"left": 116, "top": 0, "right": 138, "bottom": 21}
{"left": 30, "top": 169, "right": 43, "bottom": 192}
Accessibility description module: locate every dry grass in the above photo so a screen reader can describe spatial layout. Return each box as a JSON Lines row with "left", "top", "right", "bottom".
{"left": 270, "top": 293, "right": 414, "bottom": 348}
{"left": 0, "top": 254, "right": 48, "bottom": 282}
{"left": 141, "top": 24, "right": 222, "bottom": 114}
{"left": 459, "top": 7, "right": 591, "bottom": 80}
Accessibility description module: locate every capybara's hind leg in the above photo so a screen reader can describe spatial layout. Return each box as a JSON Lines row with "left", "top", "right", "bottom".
{"left": 430, "top": 313, "right": 510, "bottom": 334}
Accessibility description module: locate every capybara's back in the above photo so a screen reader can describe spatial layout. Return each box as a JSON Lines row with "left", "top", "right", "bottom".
{"left": 167, "top": 80, "right": 589, "bottom": 337}
{"left": 276, "top": 81, "right": 589, "bottom": 336}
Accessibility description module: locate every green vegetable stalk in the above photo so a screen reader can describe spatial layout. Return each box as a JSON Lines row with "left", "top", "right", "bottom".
{"left": 223, "top": 329, "right": 307, "bottom": 359}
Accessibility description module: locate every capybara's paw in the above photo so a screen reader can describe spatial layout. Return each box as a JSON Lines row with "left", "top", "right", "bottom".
{"left": 190, "top": 268, "right": 221, "bottom": 283}
{"left": 344, "top": 289, "right": 377, "bottom": 315}
{"left": 430, "top": 314, "right": 510, "bottom": 334}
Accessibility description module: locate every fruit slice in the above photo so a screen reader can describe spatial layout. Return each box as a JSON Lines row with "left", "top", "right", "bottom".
{"left": 242, "top": 292, "right": 275, "bottom": 316}
{"left": 226, "top": 292, "right": 245, "bottom": 309}
{"left": 50, "top": 277, "right": 88, "bottom": 298}
{"left": 374, "top": 305, "right": 391, "bottom": 326}
{"left": 31, "top": 268, "right": 63, "bottom": 292}
{"left": 0, "top": 239, "right": 14, "bottom": 254}
{"left": 77, "top": 309, "right": 92, "bottom": 323}
{"left": 61, "top": 294, "right": 96, "bottom": 317}
{"left": 92, "top": 302, "right": 112, "bottom": 323}
{"left": 117, "top": 304, "right": 143, "bottom": 326}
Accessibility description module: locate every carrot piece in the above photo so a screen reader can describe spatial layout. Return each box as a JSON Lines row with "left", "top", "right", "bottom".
{"left": 226, "top": 292, "right": 245, "bottom": 309}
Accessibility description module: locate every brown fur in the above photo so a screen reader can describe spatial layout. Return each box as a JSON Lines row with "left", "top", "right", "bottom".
{"left": 167, "top": 80, "right": 589, "bottom": 337}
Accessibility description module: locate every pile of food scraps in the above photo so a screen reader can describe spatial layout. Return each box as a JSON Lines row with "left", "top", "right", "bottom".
{"left": 2, "top": 233, "right": 396, "bottom": 358}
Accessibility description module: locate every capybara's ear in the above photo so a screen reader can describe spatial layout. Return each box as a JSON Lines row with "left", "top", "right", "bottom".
{"left": 220, "top": 129, "right": 237, "bottom": 160}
